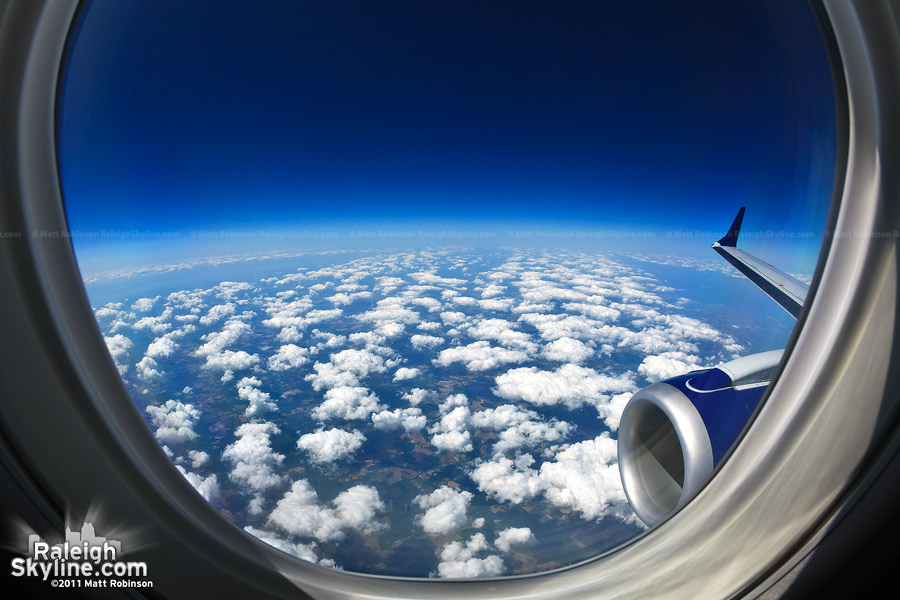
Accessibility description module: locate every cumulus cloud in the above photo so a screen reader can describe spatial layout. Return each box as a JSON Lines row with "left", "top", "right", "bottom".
{"left": 538, "top": 433, "right": 637, "bottom": 523}
{"left": 145, "top": 399, "right": 200, "bottom": 444}
{"left": 176, "top": 465, "right": 220, "bottom": 502}
{"left": 471, "top": 405, "right": 573, "bottom": 455}
{"left": 493, "top": 364, "right": 636, "bottom": 410}
{"left": 104, "top": 334, "right": 133, "bottom": 375}
{"left": 429, "top": 406, "right": 473, "bottom": 452}
{"left": 131, "top": 296, "right": 159, "bottom": 312}
{"left": 356, "top": 298, "right": 420, "bottom": 326}
{"left": 540, "top": 337, "right": 593, "bottom": 363}
{"left": 267, "top": 479, "right": 346, "bottom": 542}
{"left": 372, "top": 407, "right": 427, "bottom": 432}
{"left": 187, "top": 449, "right": 210, "bottom": 468}
{"left": 236, "top": 376, "right": 278, "bottom": 417}
{"left": 414, "top": 486, "right": 474, "bottom": 536}
{"left": 199, "top": 303, "right": 236, "bottom": 326}
{"left": 393, "top": 367, "right": 420, "bottom": 382}
{"left": 469, "top": 455, "right": 543, "bottom": 504}
{"left": 434, "top": 341, "right": 529, "bottom": 372}
{"left": 494, "top": 527, "right": 536, "bottom": 553}
{"left": 203, "top": 349, "right": 260, "bottom": 372}
{"left": 440, "top": 532, "right": 490, "bottom": 562}
{"left": 436, "top": 533, "right": 505, "bottom": 578}
{"left": 267, "top": 479, "right": 385, "bottom": 543}
{"left": 146, "top": 332, "right": 180, "bottom": 359}
{"left": 135, "top": 356, "right": 163, "bottom": 380}
{"left": 222, "top": 422, "right": 285, "bottom": 506}
{"left": 466, "top": 318, "right": 537, "bottom": 353}
{"left": 333, "top": 485, "right": 387, "bottom": 534}
{"left": 312, "top": 386, "right": 384, "bottom": 421}
{"left": 305, "top": 348, "right": 387, "bottom": 391}
{"left": 267, "top": 344, "right": 312, "bottom": 371}
{"left": 297, "top": 428, "right": 366, "bottom": 463}
{"left": 132, "top": 310, "right": 173, "bottom": 334}
{"left": 637, "top": 351, "right": 703, "bottom": 382}
{"left": 195, "top": 319, "right": 260, "bottom": 371}
{"left": 243, "top": 526, "right": 337, "bottom": 568}
{"left": 470, "top": 434, "right": 638, "bottom": 524}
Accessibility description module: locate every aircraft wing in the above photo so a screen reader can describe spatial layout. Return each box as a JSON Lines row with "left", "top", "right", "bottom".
{"left": 711, "top": 207, "right": 809, "bottom": 319}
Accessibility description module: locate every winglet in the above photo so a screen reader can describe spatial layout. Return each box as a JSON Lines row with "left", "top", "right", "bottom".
{"left": 711, "top": 207, "right": 809, "bottom": 320}
{"left": 715, "top": 207, "right": 746, "bottom": 247}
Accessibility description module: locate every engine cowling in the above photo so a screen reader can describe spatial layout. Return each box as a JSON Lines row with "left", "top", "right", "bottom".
{"left": 617, "top": 350, "right": 783, "bottom": 526}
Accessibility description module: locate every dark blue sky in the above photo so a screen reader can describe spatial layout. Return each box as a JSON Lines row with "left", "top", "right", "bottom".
{"left": 59, "top": 0, "right": 837, "bottom": 272}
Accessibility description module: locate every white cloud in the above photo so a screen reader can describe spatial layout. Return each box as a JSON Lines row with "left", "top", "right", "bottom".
{"left": 312, "top": 386, "right": 384, "bottom": 421}
{"left": 267, "top": 479, "right": 386, "bottom": 543}
{"left": 411, "top": 334, "right": 444, "bottom": 349}
{"left": 439, "top": 532, "right": 490, "bottom": 562}
{"left": 477, "top": 298, "right": 514, "bottom": 312}
{"left": 131, "top": 296, "right": 159, "bottom": 312}
{"left": 440, "top": 311, "right": 467, "bottom": 325}
{"left": 493, "top": 364, "right": 635, "bottom": 410}
{"left": 393, "top": 367, "right": 420, "bottom": 382}
{"left": 222, "top": 421, "right": 285, "bottom": 501}
{"left": 466, "top": 318, "right": 537, "bottom": 352}
{"left": 199, "top": 303, "right": 236, "bottom": 326}
{"left": 403, "top": 388, "right": 431, "bottom": 406}
{"left": 517, "top": 313, "right": 603, "bottom": 342}
{"left": 196, "top": 318, "right": 251, "bottom": 354}
{"left": 356, "top": 298, "right": 420, "bottom": 326}
{"left": 494, "top": 527, "right": 536, "bottom": 553}
{"left": 469, "top": 434, "right": 637, "bottom": 524}
{"left": 471, "top": 405, "right": 573, "bottom": 455}
{"left": 540, "top": 337, "right": 593, "bottom": 364}
{"left": 410, "top": 272, "right": 466, "bottom": 287}
{"left": 146, "top": 333, "right": 180, "bottom": 359}
{"left": 243, "top": 526, "right": 337, "bottom": 568}
{"left": 145, "top": 399, "right": 200, "bottom": 444}
{"left": 637, "top": 351, "right": 703, "bottom": 382}
{"left": 371, "top": 407, "right": 427, "bottom": 432}
{"left": 332, "top": 485, "right": 386, "bottom": 534}
{"left": 297, "top": 428, "right": 366, "bottom": 464}
{"left": 436, "top": 533, "right": 505, "bottom": 578}
{"left": 561, "top": 302, "right": 621, "bottom": 322}
{"left": 187, "top": 449, "right": 210, "bottom": 468}
{"left": 305, "top": 348, "right": 387, "bottom": 391}
{"left": 132, "top": 310, "right": 173, "bottom": 334}
{"left": 176, "top": 466, "right": 220, "bottom": 502}
{"left": 439, "top": 393, "right": 469, "bottom": 413}
{"left": 104, "top": 334, "right": 132, "bottom": 375}
{"left": 469, "top": 455, "right": 543, "bottom": 504}
{"left": 437, "top": 555, "right": 504, "bottom": 579}
{"left": 434, "top": 341, "right": 529, "bottom": 372}
{"left": 429, "top": 406, "right": 473, "bottom": 452}
{"left": 236, "top": 376, "right": 278, "bottom": 417}
{"left": 135, "top": 356, "right": 163, "bottom": 380}
{"left": 267, "top": 480, "right": 346, "bottom": 542}
{"left": 267, "top": 344, "right": 312, "bottom": 371}
{"left": 202, "top": 349, "right": 261, "bottom": 372}
{"left": 414, "top": 486, "right": 474, "bottom": 536}
{"left": 537, "top": 433, "right": 637, "bottom": 523}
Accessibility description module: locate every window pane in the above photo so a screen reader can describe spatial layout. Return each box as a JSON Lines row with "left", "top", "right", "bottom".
{"left": 59, "top": 0, "right": 835, "bottom": 577}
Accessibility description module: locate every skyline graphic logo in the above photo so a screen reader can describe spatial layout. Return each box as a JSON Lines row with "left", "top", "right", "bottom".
{"left": 10, "top": 521, "right": 152, "bottom": 590}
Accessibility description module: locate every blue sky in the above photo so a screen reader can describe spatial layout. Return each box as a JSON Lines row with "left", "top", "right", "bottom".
{"left": 58, "top": 0, "right": 837, "bottom": 275}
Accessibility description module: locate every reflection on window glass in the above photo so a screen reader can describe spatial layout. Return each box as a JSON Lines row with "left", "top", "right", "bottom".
{"left": 59, "top": 0, "right": 835, "bottom": 577}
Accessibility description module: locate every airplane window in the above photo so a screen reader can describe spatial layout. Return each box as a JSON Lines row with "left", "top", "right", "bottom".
{"left": 57, "top": 0, "right": 836, "bottom": 578}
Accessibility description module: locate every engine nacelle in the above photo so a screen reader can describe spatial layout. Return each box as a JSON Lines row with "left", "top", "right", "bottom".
{"left": 617, "top": 350, "right": 783, "bottom": 526}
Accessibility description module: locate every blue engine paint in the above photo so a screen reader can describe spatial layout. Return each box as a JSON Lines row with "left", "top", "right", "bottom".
{"left": 664, "top": 370, "right": 768, "bottom": 466}
{"left": 685, "top": 367, "right": 733, "bottom": 391}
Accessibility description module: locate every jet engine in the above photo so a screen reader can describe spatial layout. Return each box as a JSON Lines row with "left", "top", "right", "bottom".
{"left": 617, "top": 350, "right": 783, "bottom": 526}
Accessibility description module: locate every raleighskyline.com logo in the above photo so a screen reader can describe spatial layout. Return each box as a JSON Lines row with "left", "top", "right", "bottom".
{"left": 10, "top": 522, "right": 152, "bottom": 589}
